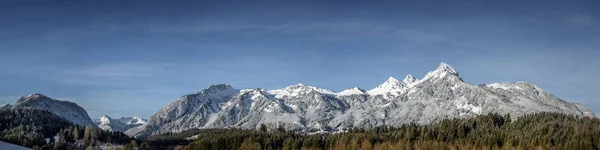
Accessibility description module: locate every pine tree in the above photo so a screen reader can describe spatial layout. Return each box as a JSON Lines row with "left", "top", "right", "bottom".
{"left": 260, "top": 124, "right": 268, "bottom": 133}
{"left": 84, "top": 125, "right": 97, "bottom": 146}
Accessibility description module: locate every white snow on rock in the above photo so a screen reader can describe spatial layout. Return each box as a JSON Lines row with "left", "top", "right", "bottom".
{"left": 126, "top": 62, "right": 596, "bottom": 138}
{"left": 367, "top": 77, "right": 407, "bottom": 99}
{"left": 402, "top": 74, "right": 418, "bottom": 86}
{"left": 337, "top": 87, "right": 366, "bottom": 96}
{"left": 0, "top": 103, "right": 11, "bottom": 110}
{"left": 96, "top": 115, "right": 148, "bottom": 132}
{"left": 267, "top": 83, "right": 336, "bottom": 98}
{"left": 11, "top": 94, "right": 96, "bottom": 126}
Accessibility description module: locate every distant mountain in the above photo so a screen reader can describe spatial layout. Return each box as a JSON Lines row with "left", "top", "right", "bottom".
{"left": 126, "top": 62, "right": 595, "bottom": 138}
{"left": 118, "top": 116, "right": 148, "bottom": 125}
{"left": 95, "top": 115, "right": 147, "bottom": 132}
{"left": 0, "top": 103, "right": 11, "bottom": 110}
{"left": 11, "top": 94, "right": 96, "bottom": 126}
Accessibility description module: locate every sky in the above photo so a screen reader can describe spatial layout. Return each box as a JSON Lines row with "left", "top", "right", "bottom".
{"left": 0, "top": 0, "right": 599, "bottom": 119}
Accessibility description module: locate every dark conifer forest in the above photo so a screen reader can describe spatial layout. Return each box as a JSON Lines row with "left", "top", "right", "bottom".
{"left": 2, "top": 110, "right": 600, "bottom": 150}
{"left": 182, "top": 112, "right": 600, "bottom": 150}
{"left": 0, "top": 109, "right": 133, "bottom": 149}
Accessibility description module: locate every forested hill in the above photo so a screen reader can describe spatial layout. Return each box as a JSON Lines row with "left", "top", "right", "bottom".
{"left": 0, "top": 108, "right": 133, "bottom": 149}
{"left": 180, "top": 112, "right": 600, "bottom": 150}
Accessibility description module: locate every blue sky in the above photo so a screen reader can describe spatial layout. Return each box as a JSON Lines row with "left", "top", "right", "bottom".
{"left": 0, "top": 0, "right": 599, "bottom": 118}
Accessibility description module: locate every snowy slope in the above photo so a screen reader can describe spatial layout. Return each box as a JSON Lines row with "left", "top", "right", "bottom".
{"left": 120, "top": 116, "right": 148, "bottom": 125}
{"left": 337, "top": 87, "right": 366, "bottom": 96}
{"left": 12, "top": 94, "right": 96, "bottom": 126}
{"left": 0, "top": 103, "right": 11, "bottom": 110}
{"left": 127, "top": 62, "right": 596, "bottom": 138}
{"left": 95, "top": 115, "right": 147, "bottom": 132}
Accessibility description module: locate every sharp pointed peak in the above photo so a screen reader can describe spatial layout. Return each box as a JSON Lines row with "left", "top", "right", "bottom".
{"left": 403, "top": 74, "right": 418, "bottom": 84}
{"left": 436, "top": 62, "right": 458, "bottom": 75}
{"left": 380, "top": 77, "right": 402, "bottom": 86}
{"left": 422, "top": 62, "right": 460, "bottom": 80}
{"left": 1, "top": 103, "right": 11, "bottom": 109}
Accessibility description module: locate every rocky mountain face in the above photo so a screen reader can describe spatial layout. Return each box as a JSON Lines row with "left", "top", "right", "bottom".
{"left": 125, "top": 62, "right": 595, "bottom": 138}
{"left": 95, "top": 115, "right": 147, "bottom": 132}
{"left": 0, "top": 103, "right": 11, "bottom": 110}
{"left": 11, "top": 94, "right": 96, "bottom": 126}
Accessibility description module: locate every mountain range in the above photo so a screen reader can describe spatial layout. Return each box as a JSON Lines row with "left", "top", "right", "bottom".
{"left": 1, "top": 94, "right": 147, "bottom": 133}
{"left": 123, "top": 62, "right": 595, "bottom": 138}
{"left": 95, "top": 115, "right": 148, "bottom": 132}
{"left": 1, "top": 63, "right": 593, "bottom": 138}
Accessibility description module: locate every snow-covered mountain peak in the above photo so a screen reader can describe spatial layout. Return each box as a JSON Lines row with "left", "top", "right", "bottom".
{"left": 13, "top": 94, "right": 96, "bottom": 126}
{"left": 17, "top": 93, "right": 52, "bottom": 103}
{"left": 26, "top": 93, "right": 47, "bottom": 98}
{"left": 205, "top": 84, "right": 235, "bottom": 92}
{"left": 268, "top": 83, "right": 336, "bottom": 98}
{"left": 485, "top": 81, "right": 541, "bottom": 92}
{"left": 376, "top": 77, "right": 404, "bottom": 88}
{"left": 128, "top": 116, "right": 147, "bottom": 125}
{"left": 386, "top": 76, "right": 400, "bottom": 83}
{"left": 0, "top": 103, "right": 11, "bottom": 110}
{"left": 198, "top": 84, "right": 239, "bottom": 98}
{"left": 96, "top": 115, "right": 147, "bottom": 132}
{"left": 422, "top": 62, "right": 461, "bottom": 80}
{"left": 367, "top": 76, "right": 407, "bottom": 98}
{"left": 99, "top": 115, "right": 112, "bottom": 125}
{"left": 437, "top": 62, "right": 458, "bottom": 74}
{"left": 337, "top": 87, "right": 366, "bottom": 96}
{"left": 402, "top": 74, "right": 418, "bottom": 85}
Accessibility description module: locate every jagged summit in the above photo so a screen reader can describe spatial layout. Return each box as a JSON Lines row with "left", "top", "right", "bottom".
{"left": 402, "top": 74, "right": 418, "bottom": 85}
{"left": 99, "top": 115, "right": 112, "bottom": 125}
{"left": 26, "top": 93, "right": 47, "bottom": 98}
{"left": 422, "top": 62, "right": 461, "bottom": 80}
{"left": 367, "top": 76, "right": 407, "bottom": 98}
{"left": 205, "top": 84, "right": 235, "bottom": 92}
{"left": 196, "top": 84, "right": 240, "bottom": 100}
{"left": 437, "top": 62, "right": 458, "bottom": 74}
{"left": 338, "top": 87, "right": 366, "bottom": 96}
{"left": 0, "top": 103, "right": 11, "bottom": 110}
{"left": 268, "top": 83, "right": 336, "bottom": 98}
{"left": 128, "top": 116, "right": 148, "bottom": 125}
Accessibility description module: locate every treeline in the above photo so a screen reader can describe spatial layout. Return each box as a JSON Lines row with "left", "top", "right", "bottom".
{"left": 0, "top": 108, "right": 133, "bottom": 149}
{"left": 181, "top": 112, "right": 600, "bottom": 150}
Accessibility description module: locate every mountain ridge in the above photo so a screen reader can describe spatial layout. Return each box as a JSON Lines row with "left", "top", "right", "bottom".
{"left": 126, "top": 62, "right": 595, "bottom": 138}
{"left": 10, "top": 93, "right": 96, "bottom": 126}
{"left": 95, "top": 115, "right": 147, "bottom": 132}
